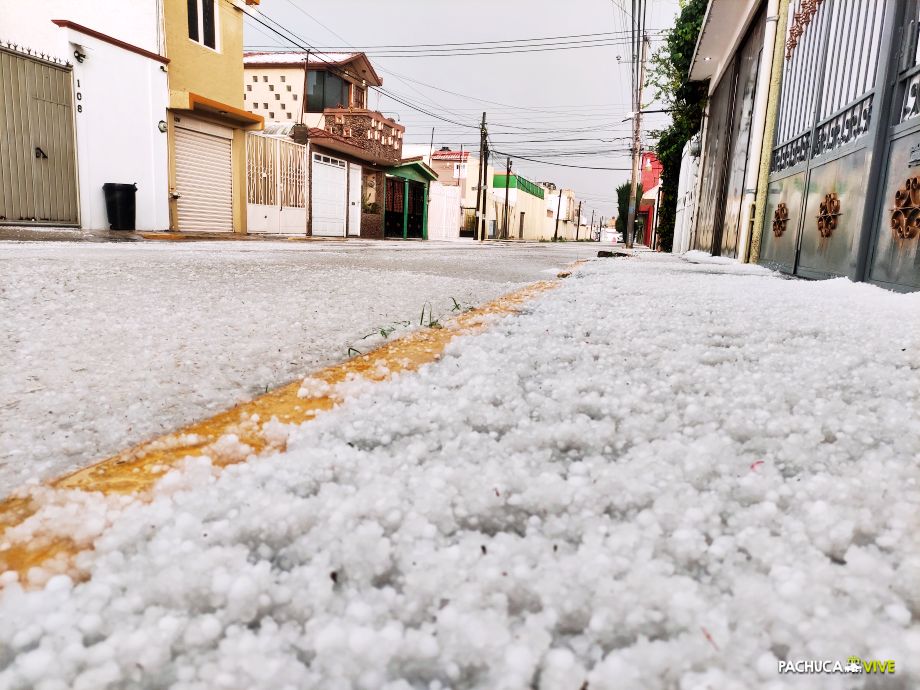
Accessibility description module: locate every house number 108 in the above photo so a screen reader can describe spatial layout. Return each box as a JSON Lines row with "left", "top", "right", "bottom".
{"left": 75, "top": 79, "right": 83, "bottom": 113}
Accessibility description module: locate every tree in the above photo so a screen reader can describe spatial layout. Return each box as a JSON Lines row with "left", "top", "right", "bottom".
{"left": 615, "top": 181, "right": 643, "bottom": 236}
{"left": 647, "top": 0, "right": 708, "bottom": 252}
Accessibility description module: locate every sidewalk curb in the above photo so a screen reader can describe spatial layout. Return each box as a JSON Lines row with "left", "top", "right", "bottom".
{"left": 0, "top": 265, "right": 585, "bottom": 584}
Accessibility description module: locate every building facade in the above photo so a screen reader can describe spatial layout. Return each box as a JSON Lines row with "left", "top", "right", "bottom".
{"left": 685, "top": 0, "right": 920, "bottom": 292}
{"left": 544, "top": 187, "right": 580, "bottom": 241}
{"left": 0, "top": 0, "right": 169, "bottom": 231}
{"left": 165, "top": 0, "right": 263, "bottom": 233}
{"left": 427, "top": 149, "right": 496, "bottom": 238}
{"left": 491, "top": 174, "right": 546, "bottom": 240}
{"left": 244, "top": 51, "right": 404, "bottom": 238}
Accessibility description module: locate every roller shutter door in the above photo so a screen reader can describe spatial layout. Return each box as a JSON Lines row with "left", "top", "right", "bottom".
{"left": 175, "top": 120, "right": 233, "bottom": 232}
{"left": 311, "top": 153, "right": 346, "bottom": 236}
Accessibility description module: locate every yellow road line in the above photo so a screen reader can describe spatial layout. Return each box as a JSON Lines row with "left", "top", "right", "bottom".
{"left": 0, "top": 272, "right": 578, "bottom": 582}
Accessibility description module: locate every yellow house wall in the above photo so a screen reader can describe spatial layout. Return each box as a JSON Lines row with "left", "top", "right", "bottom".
{"left": 164, "top": 0, "right": 245, "bottom": 111}
{"left": 164, "top": 0, "right": 251, "bottom": 232}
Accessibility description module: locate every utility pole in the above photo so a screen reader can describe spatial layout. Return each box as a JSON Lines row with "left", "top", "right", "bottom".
{"left": 502, "top": 157, "right": 511, "bottom": 240}
{"left": 625, "top": 33, "right": 649, "bottom": 249}
{"left": 475, "top": 114, "right": 485, "bottom": 241}
{"left": 553, "top": 189, "right": 562, "bottom": 241}
{"left": 478, "top": 112, "right": 489, "bottom": 242}
{"left": 590, "top": 209, "right": 595, "bottom": 240}
{"left": 575, "top": 200, "right": 582, "bottom": 240}
{"left": 427, "top": 127, "right": 435, "bottom": 164}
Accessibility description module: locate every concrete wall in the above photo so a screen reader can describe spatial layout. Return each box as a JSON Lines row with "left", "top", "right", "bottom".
{"left": 1, "top": 0, "right": 169, "bottom": 230}
{"left": 1, "top": 0, "right": 163, "bottom": 55}
{"left": 244, "top": 66, "right": 304, "bottom": 122}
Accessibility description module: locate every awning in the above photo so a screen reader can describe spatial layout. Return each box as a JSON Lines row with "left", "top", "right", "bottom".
{"left": 689, "top": 0, "right": 762, "bottom": 84}
{"left": 175, "top": 92, "right": 264, "bottom": 129}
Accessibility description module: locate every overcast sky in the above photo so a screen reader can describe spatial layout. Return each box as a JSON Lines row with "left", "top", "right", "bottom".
{"left": 244, "top": 0, "right": 680, "bottom": 219}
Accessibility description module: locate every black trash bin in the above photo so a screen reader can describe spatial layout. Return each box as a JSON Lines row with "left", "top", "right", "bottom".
{"left": 102, "top": 183, "right": 137, "bottom": 230}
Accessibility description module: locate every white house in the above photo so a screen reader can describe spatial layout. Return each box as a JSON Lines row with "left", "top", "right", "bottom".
{"left": 0, "top": 0, "right": 169, "bottom": 231}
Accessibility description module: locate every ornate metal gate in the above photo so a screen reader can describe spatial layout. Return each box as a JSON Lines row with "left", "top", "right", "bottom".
{"left": 865, "top": 0, "right": 920, "bottom": 291}
{"left": 759, "top": 0, "right": 895, "bottom": 280}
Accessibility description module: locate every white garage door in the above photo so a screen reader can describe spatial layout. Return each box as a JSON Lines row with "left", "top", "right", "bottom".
{"left": 174, "top": 117, "right": 233, "bottom": 232}
{"left": 312, "top": 153, "right": 346, "bottom": 236}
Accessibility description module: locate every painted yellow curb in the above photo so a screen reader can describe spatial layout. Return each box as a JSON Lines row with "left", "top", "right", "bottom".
{"left": 0, "top": 273, "right": 578, "bottom": 582}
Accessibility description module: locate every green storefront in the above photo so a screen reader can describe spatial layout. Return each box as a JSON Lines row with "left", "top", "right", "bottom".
{"left": 384, "top": 160, "right": 438, "bottom": 239}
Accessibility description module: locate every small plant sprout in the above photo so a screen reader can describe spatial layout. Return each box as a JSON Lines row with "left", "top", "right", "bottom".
{"left": 347, "top": 346, "right": 361, "bottom": 357}
{"left": 450, "top": 297, "right": 462, "bottom": 312}
{"left": 419, "top": 302, "right": 433, "bottom": 326}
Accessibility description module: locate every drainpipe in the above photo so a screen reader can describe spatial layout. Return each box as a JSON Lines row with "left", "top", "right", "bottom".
{"left": 739, "top": 0, "right": 785, "bottom": 263}
{"left": 747, "top": 0, "right": 789, "bottom": 264}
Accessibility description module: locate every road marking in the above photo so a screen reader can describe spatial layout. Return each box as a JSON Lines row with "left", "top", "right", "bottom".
{"left": 0, "top": 273, "right": 578, "bottom": 583}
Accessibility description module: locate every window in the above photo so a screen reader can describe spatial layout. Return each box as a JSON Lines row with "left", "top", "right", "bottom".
{"left": 280, "top": 103, "right": 286, "bottom": 110}
{"left": 263, "top": 102, "right": 268, "bottom": 109}
{"left": 275, "top": 94, "right": 280, "bottom": 100}
{"left": 280, "top": 76, "right": 286, "bottom": 83}
{"left": 187, "top": 0, "right": 217, "bottom": 50}
{"left": 293, "top": 94, "right": 298, "bottom": 101}
{"left": 263, "top": 76, "right": 268, "bottom": 82}
{"left": 246, "top": 85, "right": 252, "bottom": 92}
{"left": 286, "top": 113, "right": 292, "bottom": 119}
{"left": 306, "top": 70, "right": 350, "bottom": 112}
{"left": 269, "top": 112, "right": 274, "bottom": 118}
{"left": 252, "top": 76, "right": 257, "bottom": 83}
{"left": 269, "top": 85, "right": 274, "bottom": 91}
{"left": 286, "top": 85, "right": 292, "bottom": 92}
{"left": 352, "top": 86, "right": 365, "bottom": 109}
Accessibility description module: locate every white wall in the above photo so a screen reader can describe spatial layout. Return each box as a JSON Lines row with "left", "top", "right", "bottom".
{"left": 1, "top": 0, "right": 163, "bottom": 57}
{"left": 674, "top": 138, "right": 701, "bottom": 254}
{"left": 2, "top": 1, "right": 169, "bottom": 230}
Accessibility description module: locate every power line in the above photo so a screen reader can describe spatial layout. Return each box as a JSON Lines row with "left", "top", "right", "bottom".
{"left": 238, "top": 3, "right": 482, "bottom": 130}
{"left": 293, "top": 30, "right": 647, "bottom": 49}
{"left": 490, "top": 150, "right": 633, "bottom": 171}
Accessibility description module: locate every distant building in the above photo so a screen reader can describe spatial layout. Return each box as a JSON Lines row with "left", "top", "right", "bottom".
{"left": 491, "top": 173, "right": 545, "bottom": 239}
{"left": 638, "top": 151, "right": 664, "bottom": 247}
{"left": 243, "top": 51, "right": 418, "bottom": 239}
{"left": 428, "top": 149, "right": 495, "bottom": 238}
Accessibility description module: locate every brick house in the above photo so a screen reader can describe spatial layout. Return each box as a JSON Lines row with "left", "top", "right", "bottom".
{"left": 243, "top": 51, "right": 405, "bottom": 238}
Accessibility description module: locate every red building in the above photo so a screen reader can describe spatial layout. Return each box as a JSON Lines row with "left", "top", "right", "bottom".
{"left": 638, "top": 151, "right": 664, "bottom": 247}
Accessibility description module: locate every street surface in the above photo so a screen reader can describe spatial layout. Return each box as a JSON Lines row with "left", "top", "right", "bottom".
{"left": 0, "top": 240, "right": 599, "bottom": 494}
{"left": 1, "top": 251, "right": 918, "bottom": 689}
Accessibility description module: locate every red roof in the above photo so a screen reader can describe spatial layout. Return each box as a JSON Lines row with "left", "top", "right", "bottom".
{"left": 431, "top": 150, "right": 470, "bottom": 162}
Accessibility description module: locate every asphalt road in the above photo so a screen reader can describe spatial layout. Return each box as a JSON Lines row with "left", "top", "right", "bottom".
{"left": 0, "top": 239, "right": 603, "bottom": 494}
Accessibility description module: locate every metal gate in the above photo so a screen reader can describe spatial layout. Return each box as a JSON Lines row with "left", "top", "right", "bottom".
{"left": 246, "top": 133, "right": 307, "bottom": 235}
{"left": 0, "top": 47, "right": 78, "bottom": 225}
{"left": 865, "top": 0, "right": 920, "bottom": 291}
{"left": 759, "top": 0, "right": 891, "bottom": 279}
